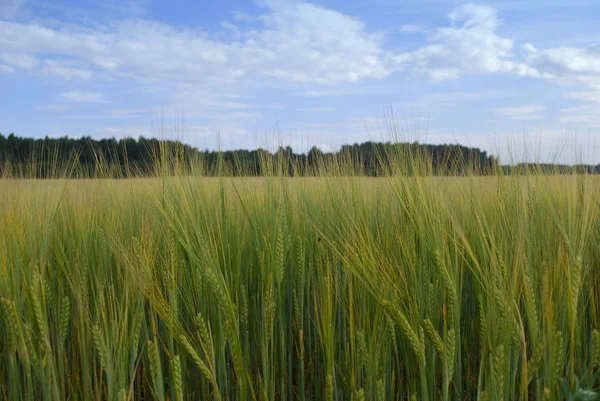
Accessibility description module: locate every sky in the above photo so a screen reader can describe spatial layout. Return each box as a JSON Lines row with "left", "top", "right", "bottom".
{"left": 1, "top": 0, "right": 599, "bottom": 163}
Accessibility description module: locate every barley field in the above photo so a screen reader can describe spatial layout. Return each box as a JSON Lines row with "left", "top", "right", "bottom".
{"left": 1, "top": 168, "right": 600, "bottom": 400}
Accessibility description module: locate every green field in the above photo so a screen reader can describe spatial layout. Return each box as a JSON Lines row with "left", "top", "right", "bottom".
{"left": 1, "top": 172, "right": 600, "bottom": 400}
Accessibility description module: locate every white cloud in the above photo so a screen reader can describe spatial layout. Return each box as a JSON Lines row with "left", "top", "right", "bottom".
{"left": 491, "top": 105, "right": 547, "bottom": 120}
{"left": 2, "top": 0, "right": 599, "bottom": 147}
{"left": 400, "top": 24, "right": 424, "bottom": 33}
{"left": 348, "top": 116, "right": 431, "bottom": 141}
{"left": 0, "top": 0, "right": 579, "bottom": 94}
{"left": 524, "top": 43, "right": 600, "bottom": 128}
{"left": 566, "top": 87, "right": 600, "bottom": 104}
{"left": 60, "top": 91, "right": 105, "bottom": 103}
{"left": 0, "top": 64, "right": 15, "bottom": 73}
{"left": 246, "top": 0, "right": 389, "bottom": 83}
{"left": 511, "top": 115, "right": 546, "bottom": 121}
{"left": 189, "top": 124, "right": 248, "bottom": 137}
{"left": 302, "top": 89, "right": 355, "bottom": 96}
{"left": 0, "top": 0, "right": 26, "bottom": 19}
{"left": 560, "top": 104, "right": 600, "bottom": 129}
{"left": 37, "top": 104, "right": 74, "bottom": 111}
{"left": 0, "top": 53, "right": 38, "bottom": 69}
{"left": 393, "top": 4, "right": 539, "bottom": 81}
{"left": 94, "top": 126, "right": 148, "bottom": 140}
{"left": 0, "top": 1, "right": 595, "bottom": 94}
{"left": 213, "top": 111, "right": 264, "bottom": 120}
{"left": 417, "top": 89, "right": 511, "bottom": 105}
{"left": 103, "top": 108, "right": 151, "bottom": 117}
{"left": 525, "top": 44, "right": 600, "bottom": 78}
{"left": 93, "top": 121, "right": 251, "bottom": 148}
{"left": 170, "top": 87, "right": 253, "bottom": 111}
{"left": 316, "top": 143, "right": 332, "bottom": 152}
{"left": 0, "top": 1, "right": 390, "bottom": 85}
{"left": 232, "top": 10, "right": 254, "bottom": 22}
{"left": 408, "top": 129, "right": 600, "bottom": 166}
{"left": 41, "top": 60, "right": 93, "bottom": 80}
{"left": 298, "top": 107, "right": 335, "bottom": 112}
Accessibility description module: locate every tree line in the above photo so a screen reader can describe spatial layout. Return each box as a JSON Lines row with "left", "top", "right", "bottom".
{"left": 1, "top": 133, "right": 598, "bottom": 178}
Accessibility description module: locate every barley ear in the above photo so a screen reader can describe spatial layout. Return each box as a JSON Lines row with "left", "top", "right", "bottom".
{"left": 326, "top": 374, "right": 334, "bottom": 401}
{"left": 23, "top": 323, "right": 39, "bottom": 369}
{"left": 60, "top": 296, "right": 70, "bottom": 343}
{"left": 592, "top": 329, "right": 600, "bottom": 368}
{"left": 376, "top": 378, "right": 385, "bottom": 401}
{"left": 276, "top": 222, "right": 285, "bottom": 284}
{"left": 295, "top": 236, "right": 305, "bottom": 295}
{"left": 543, "top": 387, "right": 551, "bottom": 401}
{"left": 356, "top": 330, "right": 368, "bottom": 368}
{"left": 29, "top": 286, "right": 47, "bottom": 345}
{"left": 554, "top": 331, "right": 564, "bottom": 381}
{"left": 428, "top": 282, "right": 437, "bottom": 321}
{"left": 147, "top": 339, "right": 165, "bottom": 401}
{"left": 225, "top": 314, "right": 245, "bottom": 397}
{"left": 493, "top": 345, "right": 505, "bottom": 401}
{"left": 293, "top": 289, "right": 301, "bottom": 330}
{"left": 118, "top": 389, "right": 128, "bottom": 401}
{"left": 434, "top": 251, "right": 457, "bottom": 326}
{"left": 422, "top": 319, "right": 444, "bottom": 358}
{"left": 240, "top": 286, "right": 248, "bottom": 331}
{"left": 0, "top": 297, "right": 19, "bottom": 352}
{"left": 194, "top": 311, "right": 213, "bottom": 356}
{"left": 383, "top": 301, "right": 424, "bottom": 360}
{"left": 92, "top": 324, "right": 108, "bottom": 370}
{"left": 445, "top": 328, "right": 456, "bottom": 379}
{"left": 385, "top": 313, "right": 396, "bottom": 347}
{"left": 170, "top": 354, "right": 183, "bottom": 401}
{"left": 177, "top": 334, "right": 222, "bottom": 401}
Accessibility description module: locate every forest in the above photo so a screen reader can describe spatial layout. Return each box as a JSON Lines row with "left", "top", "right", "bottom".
{"left": 1, "top": 133, "right": 598, "bottom": 177}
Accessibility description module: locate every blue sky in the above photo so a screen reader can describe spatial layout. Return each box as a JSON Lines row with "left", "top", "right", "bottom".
{"left": 1, "top": 0, "right": 599, "bottom": 163}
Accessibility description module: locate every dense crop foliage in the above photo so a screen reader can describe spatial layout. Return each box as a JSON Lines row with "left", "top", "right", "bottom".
{"left": 1, "top": 153, "right": 600, "bottom": 400}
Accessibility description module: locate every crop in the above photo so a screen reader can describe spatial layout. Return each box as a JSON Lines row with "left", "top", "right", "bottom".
{"left": 1, "top": 149, "right": 599, "bottom": 400}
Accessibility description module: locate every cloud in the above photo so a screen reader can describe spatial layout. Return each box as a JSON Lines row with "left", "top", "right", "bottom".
{"left": 522, "top": 43, "right": 600, "bottom": 132}
{"left": 41, "top": 60, "right": 93, "bottom": 80}
{"left": 524, "top": 44, "right": 600, "bottom": 110}
{"left": 298, "top": 107, "right": 335, "bottom": 112}
{"left": 565, "top": 87, "right": 600, "bottom": 104}
{"left": 0, "top": 0, "right": 578, "bottom": 92}
{"left": 418, "top": 89, "right": 511, "bottom": 105}
{"left": 0, "top": 53, "right": 38, "bottom": 69}
{"left": 525, "top": 44, "right": 600, "bottom": 78}
{"left": 0, "top": 0, "right": 26, "bottom": 19}
{"left": 245, "top": 0, "right": 389, "bottom": 83}
{"left": 0, "top": 1, "right": 389, "bottom": 85}
{"left": 393, "top": 4, "right": 539, "bottom": 81}
{"left": 60, "top": 91, "right": 105, "bottom": 103}
{"left": 93, "top": 126, "right": 149, "bottom": 140}
{"left": 0, "top": 1, "right": 595, "bottom": 92}
{"left": 302, "top": 89, "right": 355, "bottom": 96}
{"left": 37, "top": 104, "right": 74, "bottom": 111}
{"left": 232, "top": 10, "right": 255, "bottom": 22}
{"left": 213, "top": 111, "right": 264, "bottom": 120}
{"left": 399, "top": 24, "right": 424, "bottom": 33}
{"left": 560, "top": 104, "right": 600, "bottom": 129}
{"left": 2, "top": 0, "right": 600, "bottom": 144}
{"left": 0, "top": 64, "right": 15, "bottom": 73}
{"left": 92, "top": 119, "right": 251, "bottom": 148}
{"left": 348, "top": 116, "right": 431, "bottom": 136}
{"left": 491, "top": 105, "right": 547, "bottom": 120}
